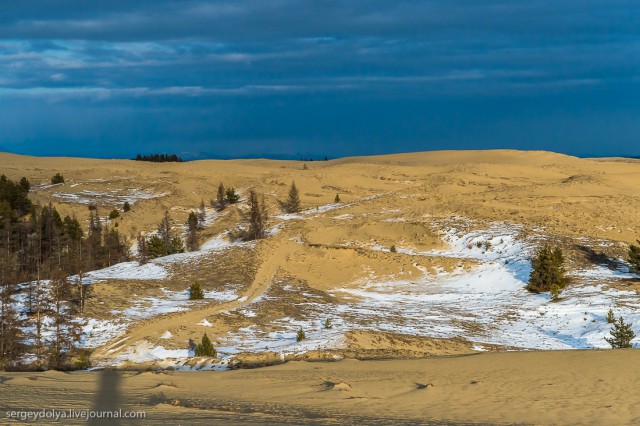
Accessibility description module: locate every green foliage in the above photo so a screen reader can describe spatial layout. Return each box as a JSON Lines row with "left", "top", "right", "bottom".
{"left": 323, "top": 318, "right": 333, "bottom": 329}
{"left": 216, "top": 182, "right": 227, "bottom": 210}
{"left": 73, "top": 350, "right": 92, "bottom": 370}
{"left": 123, "top": 201, "right": 131, "bottom": 212}
{"left": 526, "top": 244, "right": 568, "bottom": 294}
{"left": 189, "top": 281, "right": 204, "bottom": 300}
{"left": 334, "top": 194, "right": 341, "bottom": 203}
{"left": 244, "top": 190, "right": 268, "bottom": 240}
{"left": 0, "top": 175, "right": 32, "bottom": 215}
{"left": 607, "top": 309, "right": 616, "bottom": 324}
{"left": 225, "top": 187, "right": 240, "bottom": 204}
{"left": 108, "top": 209, "right": 120, "bottom": 220}
{"left": 282, "top": 181, "right": 301, "bottom": 213}
{"left": 605, "top": 316, "right": 636, "bottom": 348}
{"left": 628, "top": 240, "right": 640, "bottom": 274}
{"left": 194, "top": 333, "right": 216, "bottom": 357}
{"left": 549, "top": 284, "right": 563, "bottom": 301}
{"left": 141, "top": 212, "right": 185, "bottom": 259}
{"left": 296, "top": 328, "right": 306, "bottom": 342}
{"left": 51, "top": 173, "right": 65, "bottom": 184}
{"left": 390, "top": 245, "right": 397, "bottom": 253}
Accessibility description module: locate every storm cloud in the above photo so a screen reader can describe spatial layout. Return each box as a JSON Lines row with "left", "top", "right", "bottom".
{"left": 1, "top": 1, "right": 638, "bottom": 158}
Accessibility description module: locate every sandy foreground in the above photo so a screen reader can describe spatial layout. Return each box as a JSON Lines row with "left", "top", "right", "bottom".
{"left": 1, "top": 350, "right": 639, "bottom": 425}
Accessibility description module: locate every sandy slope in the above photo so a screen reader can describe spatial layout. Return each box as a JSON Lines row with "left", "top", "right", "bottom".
{"left": 1, "top": 350, "right": 640, "bottom": 425}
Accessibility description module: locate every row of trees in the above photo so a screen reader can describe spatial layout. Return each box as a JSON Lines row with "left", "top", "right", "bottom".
{"left": 133, "top": 154, "right": 183, "bottom": 163}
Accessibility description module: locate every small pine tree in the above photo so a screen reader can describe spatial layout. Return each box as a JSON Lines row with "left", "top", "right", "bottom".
{"left": 605, "top": 316, "right": 635, "bottom": 348}
{"left": 216, "top": 182, "right": 227, "bottom": 210}
{"left": 123, "top": 201, "right": 131, "bottom": 212}
{"left": 194, "top": 333, "right": 216, "bottom": 357}
{"left": 607, "top": 308, "right": 616, "bottom": 324}
{"left": 51, "top": 173, "right": 65, "bottom": 184}
{"left": 244, "top": 189, "right": 268, "bottom": 240}
{"left": 526, "top": 244, "right": 568, "bottom": 294}
{"left": 296, "top": 328, "right": 306, "bottom": 342}
{"left": 323, "top": 318, "right": 333, "bottom": 329}
{"left": 390, "top": 245, "right": 397, "bottom": 253}
{"left": 283, "top": 181, "right": 301, "bottom": 213}
{"left": 225, "top": 187, "right": 240, "bottom": 204}
{"left": 302, "top": 163, "right": 308, "bottom": 170}
{"left": 189, "top": 281, "right": 204, "bottom": 300}
{"left": 108, "top": 209, "right": 120, "bottom": 220}
{"left": 186, "top": 211, "right": 199, "bottom": 251}
{"left": 334, "top": 194, "right": 341, "bottom": 203}
{"left": 628, "top": 240, "right": 640, "bottom": 273}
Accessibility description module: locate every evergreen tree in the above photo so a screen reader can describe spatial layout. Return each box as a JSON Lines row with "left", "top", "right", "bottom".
{"left": 607, "top": 308, "right": 616, "bottom": 324}
{"left": 137, "top": 233, "right": 149, "bottom": 264}
{"left": 282, "top": 181, "right": 301, "bottom": 213}
{"left": 245, "top": 190, "right": 268, "bottom": 240}
{"left": 186, "top": 211, "right": 199, "bottom": 252}
{"left": 194, "top": 333, "right": 216, "bottom": 357}
{"left": 216, "top": 182, "right": 226, "bottom": 211}
{"left": 296, "top": 328, "right": 306, "bottom": 342}
{"left": 225, "top": 187, "right": 240, "bottom": 204}
{"left": 628, "top": 240, "right": 640, "bottom": 273}
{"left": 526, "top": 244, "right": 568, "bottom": 294}
{"left": 123, "top": 201, "right": 131, "bottom": 212}
{"left": 189, "top": 281, "right": 204, "bottom": 300}
{"left": 605, "top": 316, "right": 636, "bottom": 348}
{"left": 51, "top": 173, "right": 65, "bottom": 185}
{"left": 109, "top": 209, "right": 120, "bottom": 220}
{"left": 334, "top": 194, "right": 341, "bottom": 203}
{"left": 197, "top": 201, "right": 206, "bottom": 228}
{"left": 48, "top": 272, "right": 82, "bottom": 369}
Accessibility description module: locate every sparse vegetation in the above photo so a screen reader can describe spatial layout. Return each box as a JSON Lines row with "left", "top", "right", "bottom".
{"left": 605, "top": 316, "right": 635, "bottom": 348}
{"left": 243, "top": 189, "right": 268, "bottom": 240}
{"left": 607, "top": 309, "right": 616, "bottom": 324}
{"left": 628, "top": 240, "right": 640, "bottom": 273}
{"left": 296, "top": 328, "right": 306, "bottom": 342}
{"left": 225, "top": 187, "right": 240, "bottom": 204}
{"left": 123, "top": 201, "right": 131, "bottom": 212}
{"left": 186, "top": 211, "right": 200, "bottom": 252}
{"left": 194, "top": 333, "right": 216, "bottom": 357}
{"left": 189, "top": 281, "right": 204, "bottom": 300}
{"left": 281, "top": 181, "right": 301, "bottom": 213}
{"left": 390, "top": 245, "right": 397, "bottom": 253}
{"left": 526, "top": 244, "right": 568, "bottom": 294}
{"left": 334, "top": 194, "right": 341, "bottom": 203}
{"left": 51, "top": 173, "right": 65, "bottom": 184}
{"left": 323, "top": 318, "right": 333, "bottom": 329}
{"left": 108, "top": 209, "right": 120, "bottom": 220}
{"left": 138, "top": 212, "right": 185, "bottom": 259}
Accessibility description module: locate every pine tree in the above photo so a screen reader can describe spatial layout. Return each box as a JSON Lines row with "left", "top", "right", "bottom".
{"left": 197, "top": 201, "right": 206, "bottom": 228}
{"left": 628, "top": 240, "right": 640, "bottom": 273}
{"left": 194, "top": 333, "right": 216, "bottom": 357}
{"left": 334, "top": 194, "right": 341, "bottom": 203}
{"left": 225, "top": 187, "right": 240, "bottom": 204}
{"left": 526, "top": 244, "right": 568, "bottom": 294}
{"left": 123, "top": 201, "right": 131, "bottom": 212}
{"left": 282, "top": 181, "right": 301, "bottom": 213}
{"left": 245, "top": 190, "right": 268, "bottom": 240}
{"left": 186, "top": 211, "right": 199, "bottom": 252}
{"left": 390, "top": 245, "right": 397, "bottom": 253}
{"left": 605, "top": 316, "right": 635, "bottom": 348}
{"left": 215, "top": 182, "right": 226, "bottom": 210}
{"left": 109, "top": 209, "right": 120, "bottom": 220}
{"left": 189, "top": 281, "right": 204, "bottom": 300}
{"left": 49, "top": 272, "right": 82, "bottom": 369}
{"left": 51, "top": 173, "right": 65, "bottom": 184}
{"left": 607, "top": 308, "right": 616, "bottom": 324}
{"left": 296, "top": 328, "right": 306, "bottom": 342}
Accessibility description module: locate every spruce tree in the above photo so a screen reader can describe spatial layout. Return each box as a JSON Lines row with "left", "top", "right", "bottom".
{"left": 334, "top": 194, "right": 341, "bottom": 203}
{"left": 296, "top": 328, "right": 306, "bottom": 342}
{"left": 225, "top": 187, "right": 240, "bottom": 204}
{"left": 628, "top": 240, "right": 640, "bottom": 273}
{"left": 195, "top": 333, "right": 216, "bottom": 357}
{"left": 526, "top": 244, "right": 568, "bottom": 294}
{"left": 245, "top": 190, "right": 268, "bottom": 240}
{"left": 605, "top": 316, "right": 635, "bottom": 348}
{"left": 607, "top": 308, "right": 616, "bottom": 324}
{"left": 216, "top": 182, "right": 226, "bottom": 211}
{"left": 283, "top": 181, "right": 301, "bottom": 213}
{"left": 123, "top": 201, "right": 131, "bottom": 212}
{"left": 51, "top": 173, "right": 65, "bottom": 184}
{"left": 189, "top": 281, "right": 204, "bottom": 300}
{"left": 186, "top": 211, "right": 199, "bottom": 252}
{"left": 197, "top": 201, "right": 206, "bottom": 228}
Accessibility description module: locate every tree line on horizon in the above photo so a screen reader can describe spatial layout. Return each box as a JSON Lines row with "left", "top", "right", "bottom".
{"left": 133, "top": 153, "right": 183, "bottom": 163}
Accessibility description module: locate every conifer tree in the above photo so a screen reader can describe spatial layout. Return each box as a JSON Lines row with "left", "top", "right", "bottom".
{"left": 526, "top": 244, "right": 568, "bottom": 294}
{"left": 282, "top": 181, "right": 301, "bottom": 213}
{"left": 607, "top": 308, "right": 616, "bottom": 324}
{"left": 225, "top": 187, "right": 240, "bottom": 204}
{"left": 628, "top": 240, "right": 640, "bottom": 273}
{"left": 296, "top": 328, "right": 306, "bottom": 342}
{"left": 245, "top": 190, "right": 268, "bottom": 240}
{"left": 186, "top": 211, "right": 199, "bottom": 252}
{"left": 334, "top": 194, "right": 341, "bottom": 203}
{"left": 216, "top": 182, "right": 226, "bottom": 210}
{"left": 189, "top": 281, "right": 204, "bottom": 300}
{"left": 197, "top": 201, "right": 206, "bottom": 228}
{"left": 123, "top": 201, "right": 131, "bottom": 212}
{"left": 605, "top": 316, "right": 636, "bottom": 348}
{"left": 194, "top": 333, "right": 216, "bottom": 357}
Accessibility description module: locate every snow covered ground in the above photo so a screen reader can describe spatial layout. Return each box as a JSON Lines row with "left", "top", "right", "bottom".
{"left": 52, "top": 188, "right": 166, "bottom": 205}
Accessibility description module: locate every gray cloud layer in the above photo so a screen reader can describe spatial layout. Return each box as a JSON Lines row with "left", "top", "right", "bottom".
{"left": 1, "top": 1, "right": 638, "bottom": 158}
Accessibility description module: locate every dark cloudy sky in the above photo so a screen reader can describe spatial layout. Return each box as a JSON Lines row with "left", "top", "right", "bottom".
{"left": 1, "top": 1, "right": 638, "bottom": 159}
